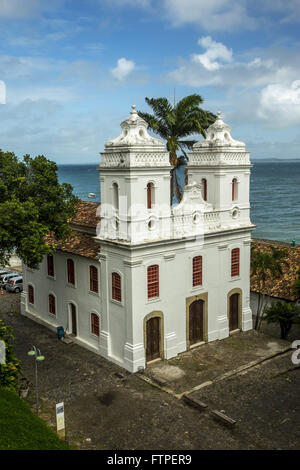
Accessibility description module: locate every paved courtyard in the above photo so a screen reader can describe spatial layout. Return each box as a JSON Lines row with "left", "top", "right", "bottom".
{"left": 1, "top": 292, "right": 299, "bottom": 450}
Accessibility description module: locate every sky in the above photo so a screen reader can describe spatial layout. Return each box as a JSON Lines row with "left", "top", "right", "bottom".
{"left": 0, "top": 0, "right": 300, "bottom": 163}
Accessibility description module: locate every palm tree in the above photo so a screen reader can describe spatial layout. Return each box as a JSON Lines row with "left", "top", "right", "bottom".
{"left": 138, "top": 95, "right": 216, "bottom": 167}
{"left": 251, "top": 245, "right": 289, "bottom": 330}
{"left": 264, "top": 301, "right": 300, "bottom": 339}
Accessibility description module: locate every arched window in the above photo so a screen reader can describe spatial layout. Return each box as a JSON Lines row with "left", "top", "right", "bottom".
{"left": 201, "top": 178, "right": 207, "bottom": 201}
{"left": 147, "top": 265, "right": 159, "bottom": 299}
{"left": 49, "top": 294, "right": 56, "bottom": 316}
{"left": 232, "top": 178, "right": 238, "bottom": 201}
{"left": 193, "top": 256, "right": 202, "bottom": 287}
{"left": 90, "top": 266, "right": 99, "bottom": 293}
{"left": 91, "top": 313, "right": 100, "bottom": 336}
{"left": 47, "top": 254, "right": 54, "bottom": 277}
{"left": 147, "top": 182, "right": 154, "bottom": 209}
{"left": 112, "top": 183, "right": 119, "bottom": 210}
{"left": 28, "top": 285, "right": 34, "bottom": 304}
{"left": 67, "top": 259, "right": 75, "bottom": 285}
{"left": 112, "top": 272, "right": 121, "bottom": 302}
{"left": 231, "top": 248, "right": 240, "bottom": 277}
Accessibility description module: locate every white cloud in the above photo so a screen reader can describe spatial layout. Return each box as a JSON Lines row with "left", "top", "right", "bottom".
{"left": 111, "top": 58, "right": 135, "bottom": 81}
{"left": 168, "top": 39, "right": 296, "bottom": 89}
{"left": 192, "top": 36, "right": 232, "bottom": 71}
{"left": 258, "top": 81, "right": 300, "bottom": 127}
{"left": 162, "top": 0, "right": 255, "bottom": 31}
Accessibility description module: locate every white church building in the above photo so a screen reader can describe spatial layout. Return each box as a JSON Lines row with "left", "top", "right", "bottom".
{"left": 21, "top": 106, "right": 254, "bottom": 373}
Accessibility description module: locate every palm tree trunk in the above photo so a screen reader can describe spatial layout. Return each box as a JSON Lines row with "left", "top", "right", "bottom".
{"left": 170, "top": 151, "right": 178, "bottom": 206}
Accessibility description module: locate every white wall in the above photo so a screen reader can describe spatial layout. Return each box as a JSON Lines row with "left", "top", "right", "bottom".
{"left": 22, "top": 253, "right": 102, "bottom": 353}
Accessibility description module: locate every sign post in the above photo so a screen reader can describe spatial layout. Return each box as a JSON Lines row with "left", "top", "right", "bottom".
{"left": 56, "top": 402, "right": 65, "bottom": 439}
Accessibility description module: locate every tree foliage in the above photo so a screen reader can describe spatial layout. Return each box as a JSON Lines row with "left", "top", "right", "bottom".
{"left": 251, "top": 245, "right": 289, "bottom": 330}
{"left": 264, "top": 301, "right": 300, "bottom": 339}
{"left": 0, "top": 151, "right": 78, "bottom": 268}
{"left": 138, "top": 94, "right": 216, "bottom": 166}
{"left": 0, "top": 320, "right": 22, "bottom": 390}
{"left": 293, "top": 267, "right": 300, "bottom": 300}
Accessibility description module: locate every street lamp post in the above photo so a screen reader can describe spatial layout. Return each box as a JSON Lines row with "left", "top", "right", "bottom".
{"left": 28, "top": 345, "right": 45, "bottom": 416}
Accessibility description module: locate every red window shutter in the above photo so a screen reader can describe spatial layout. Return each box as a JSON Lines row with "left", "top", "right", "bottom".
{"left": 47, "top": 255, "right": 54, "bottom": 277}
{"left": 193, "top": 256, "right": 202, "bottom": 286}
{"left": 67, "top": 259, "right": 75, "bottom": 285}
{"left": 202, "top": 179, "right": 207, "bottom": 201}
{"left": 90, "top": 266, "right": 98, "bottom": 293}
{"left": 231, "top": 248, "right": 240, "bottom": 277}
{"left": 112, "top": 273, "right": 121, "bottom": 301}
{"left": 28, "top": 285, "right": 34, "bottom": 304}
{"left": 91, "top": 313, "right": 100, "bottom": 336}
{"left": 147, "top": 183, "right": 152, "bottom": 209}
{"left": 147, "top": 265, "right": 159, "bottom": 299}
{"left": 49, "top": 294, "right": 56, "bottom": 315}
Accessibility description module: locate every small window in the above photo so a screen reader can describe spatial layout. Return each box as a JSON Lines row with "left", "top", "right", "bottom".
{"left": 67, "top": 259, "right": 75, "bottom": 285}
{"left": 147, "top": 265, "right": 159, "bottom": 299}
{"left": 49, "top": 294, "right": 56, "bottom": 316}
{"left": 232, "top": 178, "right": 238, "bottom": 202}
{"left": 231, "top": 248, "right": 240, "bottom": 277}
{"left": 193, "top": 256, "right": 202, "bottom": 287}
{"left": 47, "top": 255, "right": 54, "bottom": 277}
{"left": 112, "top": 272, "right": 121, "bottom": 302}
{"left": 147, "top": 182, "right": 154, "bottom": 209}
{"left": 201, "top": 178, "right": 207, "bottom": 201}
{"left": 90, "top": 266, "right": 99, "bottom": 293}
{"left": 91, "top": 313, "right": 100, "bottom": 336}
{"left": 28, "top": 285, "right": 34, "bottom": 304}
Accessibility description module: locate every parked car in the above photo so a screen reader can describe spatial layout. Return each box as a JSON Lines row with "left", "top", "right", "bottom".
{"left": 6, "top": 276, "right": 23, "bottom": 293}
{"left": 0, "top": 272, "right": 20, "bottom": 289}
{"left": 0, "top": 270, "right": 10, "bottom": 278}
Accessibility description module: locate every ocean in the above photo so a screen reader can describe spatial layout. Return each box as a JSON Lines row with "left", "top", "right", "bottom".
{"left": 58, "top": 161, "right": 300, "bottom": 243}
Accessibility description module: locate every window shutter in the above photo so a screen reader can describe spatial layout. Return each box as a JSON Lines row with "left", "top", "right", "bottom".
{"left": 193, "top": 256, "right": 202, "bottom": 286}
{"left": 147, "top": 265, "right": 159, "bottom": 299}
{"left": 91, "top": 313, "right": 100, "bottom": 336}
{"left": 112, "top": 273, "right": 121, "bottom": 301}
{"left": 231, "top": 248, "right": 240, "bottom": 277}
{"left": 47, "top": 255, "right": 54, "bottom": 277}
{"left": 67, "top": 259, "right": 75, "bottom": 285}
{"left": 90, "top": 266, "right": 98, "bottom": 293}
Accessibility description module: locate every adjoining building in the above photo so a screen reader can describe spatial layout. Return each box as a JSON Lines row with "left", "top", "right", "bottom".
{"left": 21, "top": 106, "right": 254, "bottom": 372}
{"left": 250, "top": 239, "right": 300, "bottom": 312}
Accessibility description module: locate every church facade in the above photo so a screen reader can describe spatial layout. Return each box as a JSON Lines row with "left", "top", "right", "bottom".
{"left": 21, "top": 106, "right": 254, "bottom": 373}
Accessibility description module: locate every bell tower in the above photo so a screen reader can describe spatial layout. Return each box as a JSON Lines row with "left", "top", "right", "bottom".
{"left": 98, "top": 105, "right": 172, "bottom": 243}
{"left": 188, "top": 111, "right": 252, "bottom": 231}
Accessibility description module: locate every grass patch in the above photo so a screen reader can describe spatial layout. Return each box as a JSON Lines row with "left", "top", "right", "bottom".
{"left": 0, "top": 388, "right": 71, "bottom": 450}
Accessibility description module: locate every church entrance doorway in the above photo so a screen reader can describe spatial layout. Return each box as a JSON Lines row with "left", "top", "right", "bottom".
{"left": 229, "top": 293, "right": 239, "bottom": 331}
{"left": 189, "top": 300, "right": 204, "bottom": 345}
{"left": 146, "top": 317, "right": 160, "bottom": 362}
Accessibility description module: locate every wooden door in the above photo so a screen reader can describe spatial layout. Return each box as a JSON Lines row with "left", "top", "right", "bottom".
{"left": 229, "top": 293, "right": 239, "bottom": 331}
{"left": 146, "top": 317, "right": 160, "bottom": 362}
{"left": 189, "top": 300, "right": 204, "bottom": 345}
{"left": 71, "top": 304, "right": 77, "bottom": 336}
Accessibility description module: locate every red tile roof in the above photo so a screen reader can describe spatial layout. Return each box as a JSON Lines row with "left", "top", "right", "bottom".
{"left": 45, "top": 200, "right": 100, "bottom": 259}
{"left": 71, "top": 200, "right": 100, "bottom": 229}
{"left": 45, "top": 230, "right": 99, "bottom": 260}
{"left": 251, "top": 239, "right": 300, "bottom": 301}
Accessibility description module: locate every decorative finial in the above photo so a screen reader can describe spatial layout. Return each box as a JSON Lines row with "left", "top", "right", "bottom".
{"left": 131, "top": 104, "right": 137, "bottom": 114}
{"left": 217, "top": 110, "right": 222, "bottom": 118}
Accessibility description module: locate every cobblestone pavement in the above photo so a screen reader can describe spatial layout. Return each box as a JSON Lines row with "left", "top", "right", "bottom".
{"left": 145, "top": 330, "right": 290, "bottom": 395}
{"left": 1, "top": 293, "right": 299, "bottom": 450}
